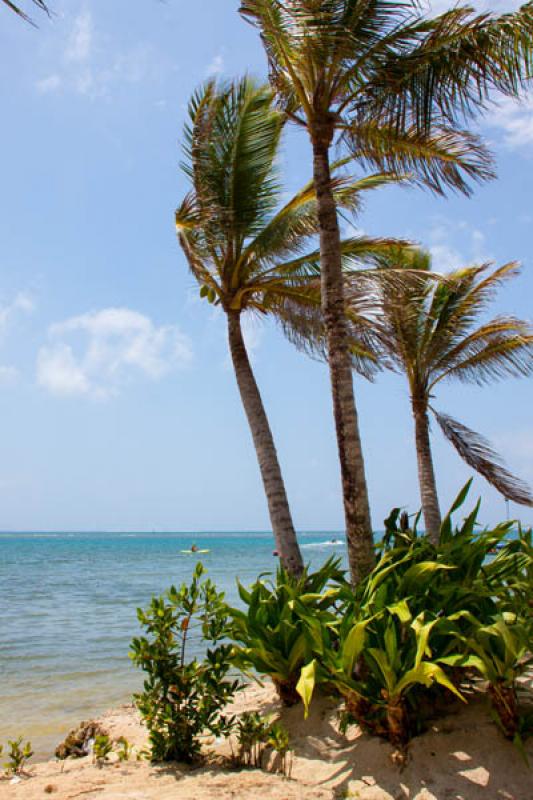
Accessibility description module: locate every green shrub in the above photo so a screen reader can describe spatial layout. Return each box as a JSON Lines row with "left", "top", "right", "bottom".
{"left": 234, "top": 711, "right": 270, "bottom": 767}
{"left": 228, "top": 557, "right": 345, "bottom": 704}
{"left": 116, "top": 736, "right": 133, "bottom": 762}
{"left": 92, "top": 735, "right": 112, "bottom": 765}
{"left": 131, "top": 563, "right": 241, "bottom": 763}
{"left": 296, "top": 483, "right": 532, "bottom": 747}
{"left": 3, "top": 737, "right": 33, "bottom": 775}
{"left": 267, "top": 721, "right": 292, "bottom": 777}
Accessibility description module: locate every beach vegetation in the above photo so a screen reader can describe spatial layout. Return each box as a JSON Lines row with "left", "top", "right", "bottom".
{"left": 240, "top": 0, "right": 533, "bottom": 584}
{"left": 267, "top": 721, "right": 293, "bottom": 776}
{"left": 116, "top": 736, "right": 134, "bottom": 762}
{"left": 293, "top": 484, "right": 533, "bottom": 747}
{"left": 349, "top": 250, "right": 533, "bottom": 542}
{"left": 131, "top": 563, "right": 241, "bottom": 763}
{"left": 228, "top": 556, "right": 345, "bottom": 704}
{"left": 2, "top": 737, "right": 33, "bottom": 776}
{"left": 92, "top": 735, "right": 112, "bottom": 766}
{"left": 234, "top": 711, "right": 271, "bottom": 767}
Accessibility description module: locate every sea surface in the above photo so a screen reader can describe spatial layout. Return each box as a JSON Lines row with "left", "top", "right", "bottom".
{"left": 0, "top": 531, "right": 346, "bottom": 759}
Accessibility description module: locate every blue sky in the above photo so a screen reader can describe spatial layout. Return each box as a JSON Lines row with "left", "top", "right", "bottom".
{"left": 0, "top": 0, "right": 532, "bottom": 532}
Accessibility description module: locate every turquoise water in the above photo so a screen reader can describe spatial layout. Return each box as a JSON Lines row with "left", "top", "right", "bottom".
{"left": 0, "top": 531, "right": 345, "bottom": 759}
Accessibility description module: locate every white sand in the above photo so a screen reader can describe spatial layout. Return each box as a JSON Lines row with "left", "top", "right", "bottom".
{"left": 2, "top": 682, "right": 531, "bottom": 800}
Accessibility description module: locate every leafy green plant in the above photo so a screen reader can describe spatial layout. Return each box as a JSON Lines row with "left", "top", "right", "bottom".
{"left": 92, "top": 735, "right": 112, "bottom": 765}
{"left": 296, "top": 484, "right": 532, "bottom": 747}
{"left": 442, "top": 615, "right": 532, "bottom": 740}
{"left": 229, "top": 557, "right": 345, "bottom": 705}
{"left": 234, "top": 711, "right": 271, "bottom": 767}
{"left": 3, "top": 737, "right": 33, "bottom": 775}
{"left": 116, "top": 737, "right": 133, "bottom": 762}
{"left": 267, "top": 722, "right": 293, "bottom": 777}
{"left": 131, "top": 563, "right": 241, "bottom": 763}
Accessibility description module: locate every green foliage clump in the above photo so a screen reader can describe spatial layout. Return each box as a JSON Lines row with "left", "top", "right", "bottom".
{"left": 234, "top": 711, "right": 270, "bottom": 767}
{"left": 116, "top": 736, "right": 133, "bottom": 762}
{"left": 233, "top": 712, "right": 292, "bottom": 776}
{"left": 130, "top": 563, "right": 241, "bottom": 764}
{"left": 296, "top": 483, "right": 533, "bottom": 748}
{"left": 2, "top": 737, "right": 33, "bottom": 776}
{"left": 228, "top": 557, "right": 345, "bottom": 705}
{"left": 92, "top": 735, "right": 112, "bottom": 765}
{"left": 267, "top": 721, "right": 293, "bottom": 777}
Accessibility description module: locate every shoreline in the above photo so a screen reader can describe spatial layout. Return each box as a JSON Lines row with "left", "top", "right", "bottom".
{"left": 3, "top": 682, "right": 532, "bottom": 800}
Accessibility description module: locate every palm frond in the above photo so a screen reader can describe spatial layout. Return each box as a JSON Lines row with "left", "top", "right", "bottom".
{"left": 2, "top": 0, "right": 49, "bottom": 24}
{"left": 432, "top": 409, "right": 533, "bottom": 506}
{"left": 363, "top": 3, "right": 533, "bottom": 134}
{"left": 343, "top": 120, "right": 495, "bottom": 196}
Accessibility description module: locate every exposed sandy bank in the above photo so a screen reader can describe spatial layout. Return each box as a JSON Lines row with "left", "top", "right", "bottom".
{"left": 2, "top": 682, "right": 531, "bottom": 800}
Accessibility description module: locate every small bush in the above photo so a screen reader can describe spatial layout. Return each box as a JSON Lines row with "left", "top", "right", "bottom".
{"left": 267, "top": 722, "right": 292, "bottom": 777}
{"left": 92, "top": 735, "right": 112, "bottom": 765}
{"left": 3, "top": 737, "right": 33, "bottom": 775}
{"left": 234, "top": 711, "right": 270, "bottom": 767}
{"left": 228, "top": 557, "right": 345, "bottom": 705}
{"left": 116, "top": 737, "right": 133, "bottom": 762}
{"left": 131, "top": 563, "right": 241, "bottom": 763}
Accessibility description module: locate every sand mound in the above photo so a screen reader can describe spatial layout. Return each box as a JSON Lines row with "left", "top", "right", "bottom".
{"left": 2, "top": 682, "right": 531, "bottom": 800}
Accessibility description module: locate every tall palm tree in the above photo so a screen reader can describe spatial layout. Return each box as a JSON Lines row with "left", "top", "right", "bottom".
{"left": 352, "top": 252, "right": 533, "bottom": 543}
{"left": 239, "top": 0, "right": 533, "bottom": 581}
{"left": 1, "top": 0, "right": 49, "bottom": 23}
{"left": 175, "top": 77, "right": 402, "bottom": 575}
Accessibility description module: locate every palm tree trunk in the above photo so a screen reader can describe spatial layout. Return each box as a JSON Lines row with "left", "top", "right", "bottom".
{"left": 311, "top": 127, "right": 375, "bottom": 584}
{"left": 412, "top": 397, "right": 442, "bottom": 544}
{"left": 227, "top": 310, "right": 304, "bottom": 576}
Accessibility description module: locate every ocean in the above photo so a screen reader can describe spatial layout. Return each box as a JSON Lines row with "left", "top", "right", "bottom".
{"left": 0, "top": 531, "right": 346, "bottom": 760}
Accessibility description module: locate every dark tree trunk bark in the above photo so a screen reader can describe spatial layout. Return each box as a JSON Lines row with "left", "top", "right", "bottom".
{"left": 412, "top": 397, "right": 442, "bottom": 544}
{"left": 227, "top": 310, "right": 304, "bottom": 576}
{"left": 311, "top": 129, "right": 375, "bottom": 584}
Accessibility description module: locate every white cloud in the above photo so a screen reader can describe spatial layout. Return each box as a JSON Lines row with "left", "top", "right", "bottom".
{"left": 35, "top": 9, "right": 164, "bottom": 100}
{"left": 428, "top": 219, "right": 490, "bottom": 272}
{"left": 0, "top": 292, "right": 34, "bottom": 385}
{"left": 65, "top": 10, "right": 93, "bottom": 63}
{"left": 206, "top": 54, "right": 224, "bottom": 77}
{"left": 36, "top": 74, "right": 62, "bottom": 94}
{"left": 37, "top": 308, "right": 193, "bottom": 400}
{"left": 488, "top": 95, "right": 533, "bottom": 150}
{"left": 0, "top": 292, "right": 34, "bottom": 332}
{"left": 423, "top": 0, "right": 522, "bottom": 15}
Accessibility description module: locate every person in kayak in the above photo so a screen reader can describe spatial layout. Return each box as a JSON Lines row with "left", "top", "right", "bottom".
{"left": 191, "top": 543, "right": 198, "bottom": 552}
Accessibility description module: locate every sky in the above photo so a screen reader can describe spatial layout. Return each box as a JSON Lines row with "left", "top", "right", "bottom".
{"left": 0, "top": 0, "right": 532, "bottom": 533}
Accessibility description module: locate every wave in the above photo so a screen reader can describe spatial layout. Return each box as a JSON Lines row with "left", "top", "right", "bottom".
{"left": 301, "top": 540, "right": 343, "bottom": 549}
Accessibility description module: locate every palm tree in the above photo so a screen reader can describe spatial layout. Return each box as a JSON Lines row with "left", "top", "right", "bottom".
{"left": 2, "top": 0, "right": 49, "bottom": 23}
{"left": 353, "top": 252, "right": 533, "bottom": 543}
{"left": 175, "top": 77, "right": 402, "bottom": 575}
{"left": 239, "top": 0, "right": 533, "bottom": 580}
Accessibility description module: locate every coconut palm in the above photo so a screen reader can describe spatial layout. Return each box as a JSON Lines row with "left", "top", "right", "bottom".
{"left": 2, "top": 0, "right": 49, "bottom": 23}
{"left": 239, "top": 0, "right": 533, "bottom": 580}
{"left": 175, "top": 77, "right": 404, "bottom": 574}
{"left": 353, "top": 251, "right": 533, "bottom": 543}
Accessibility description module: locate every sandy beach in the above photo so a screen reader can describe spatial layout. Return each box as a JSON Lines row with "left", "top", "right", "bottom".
{"left": 2, "top": 681, "right": 532, "bottom": 800}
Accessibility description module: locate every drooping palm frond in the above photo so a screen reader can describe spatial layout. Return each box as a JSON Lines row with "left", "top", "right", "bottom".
{"left": 2, "top": 0, "right": 49, "bottom": 24}
{"left": 432, "top": 409, "right": 533, "bottom": 507}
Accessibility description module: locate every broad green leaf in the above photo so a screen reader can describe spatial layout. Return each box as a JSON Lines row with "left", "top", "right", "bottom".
{"left": 341, "top": 619, "right": 372, "bottom": 675}
{"left": 296, "top": 660, "right": 316, "bottom": 718}
{"left": 387, "top": 599, "right": 412, "bottom": 624}
{"left": 395, "top": 662, "right": 465, "bottom": 701}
